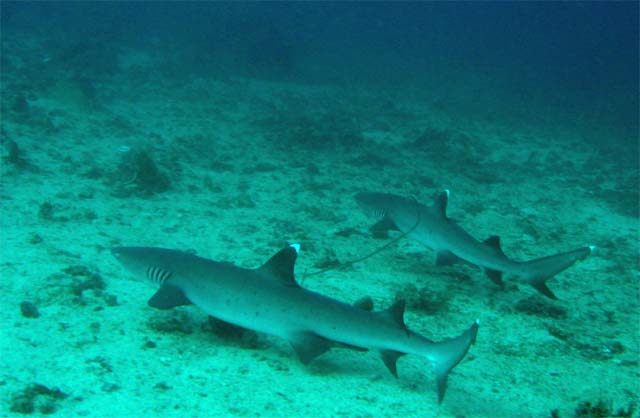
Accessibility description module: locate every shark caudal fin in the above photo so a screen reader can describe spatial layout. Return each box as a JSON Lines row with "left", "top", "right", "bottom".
{"left": 427, "top": 320, "right": 479, "bottom": 404}
{"left": 523, "top": 246, "right": 595, "bottom": 299}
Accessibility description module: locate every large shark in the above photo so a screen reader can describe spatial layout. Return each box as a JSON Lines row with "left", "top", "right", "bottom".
{"left": 111, "top": 244, "right": 479, "bottom": 403}
{"left": 355, "top": 191, "right": 595, "bottom": 299}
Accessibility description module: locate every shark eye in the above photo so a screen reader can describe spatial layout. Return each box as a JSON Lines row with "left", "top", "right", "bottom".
{"left": 146, "top": 266, "right": 172, "bottom": 284}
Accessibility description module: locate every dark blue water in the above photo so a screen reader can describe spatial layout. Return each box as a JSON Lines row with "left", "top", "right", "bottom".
{"left": 3, "top": 2, "right": 638, "bottom": 158}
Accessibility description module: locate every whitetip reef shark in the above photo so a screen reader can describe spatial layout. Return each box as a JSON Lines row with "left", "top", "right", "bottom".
{"left": 112, "top": 244, "right": 479, "bottom": 404}
{"left": 355, "top": 191, "right": 595, "bottom": 299}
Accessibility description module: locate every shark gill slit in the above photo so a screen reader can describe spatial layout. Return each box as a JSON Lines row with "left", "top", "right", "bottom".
{"left": 147, "top": 266, "right": 172, "bottom": 284}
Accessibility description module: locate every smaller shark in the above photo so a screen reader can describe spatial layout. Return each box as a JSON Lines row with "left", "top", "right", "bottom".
{"left": 355, "top": 191, "right": 595, "bottom": 299}
{"left": 112, "top": 244, "right": 479, "bottom": 403}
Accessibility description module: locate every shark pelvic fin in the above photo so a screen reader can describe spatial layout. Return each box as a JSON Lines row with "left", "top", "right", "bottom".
{"left": 290, "top": 332, "right": 333, "bottom": 364}
{"left": 258, "top": 246, "right": 299, "bottom": 287}
{"left": 484, "top": 268, "right": 504, "bottom": 285}
{"left": 148, "top": 284, "right": 193, "bottom": 309}
{"left": 436, "top": 250, "right": 462, "bottom": 266}
{"left": 381, "top": 349, "right": 406, "bottom": 378}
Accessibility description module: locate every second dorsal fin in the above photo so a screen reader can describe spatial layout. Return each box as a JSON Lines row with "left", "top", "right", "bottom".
{"left": 379, "top": 299, "right": 407, "bottom": 330}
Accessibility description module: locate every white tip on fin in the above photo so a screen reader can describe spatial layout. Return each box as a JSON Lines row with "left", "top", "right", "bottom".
{"left": 444, "top": 189, "right": 450, "bottom": 198}
{"left": 290, "top": 243, "right": 301, "bottom": 253}
{"left": 588, "top": 245, "right": 597, "bottom": 253}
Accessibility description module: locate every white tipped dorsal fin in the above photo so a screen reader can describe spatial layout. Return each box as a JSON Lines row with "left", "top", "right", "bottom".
{"left": 434, "top": 189, "right": 450, "bottom": 218}
{"left": 258, "top": 245, "right": 300, "bottom": 287}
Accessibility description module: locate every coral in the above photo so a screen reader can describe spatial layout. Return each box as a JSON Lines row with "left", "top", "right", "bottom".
{"left": 19, "top": 301, "right": 40, "bottom": 318}
{"left": 9, "top": 384, "right": 68, "bottom": 415}
{"left": 574, "top": 400, "right": 635, "bottom": 418}
{"left": 111, "top": 148, "right": 171, "bottom": 196}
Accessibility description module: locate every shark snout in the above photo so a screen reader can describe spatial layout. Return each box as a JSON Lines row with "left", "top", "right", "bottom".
{"left": 111, "top": 247, "right": 127, "bottom": 261}
{"left": 355, "top": 192, "right": 389, "bottom": 219}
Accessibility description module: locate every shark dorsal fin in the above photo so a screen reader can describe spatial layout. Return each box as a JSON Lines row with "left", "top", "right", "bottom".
{"left": 434, "top": 190, "right": 449, "bottom": 218}
{"left": 483, "top": 236, "right": 506, "bottom": 284}
{"left": 380, "top": 299, "right": 407, "bottom": 330}
{"left": 258, "top": 245, "right": 300, "bottom": 287}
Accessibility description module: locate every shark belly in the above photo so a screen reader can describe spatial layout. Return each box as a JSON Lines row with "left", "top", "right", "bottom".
{"left": 181, "top": 272, "right": 425, "bottom": 355}
{"left": 180, "top": 274, "right": 304, "bottom": 339}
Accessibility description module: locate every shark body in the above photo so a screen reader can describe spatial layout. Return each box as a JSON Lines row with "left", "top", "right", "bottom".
{"left": 112, "top": 244, "right": 478, "bottom": 403}
{"left": 355, "top": 191, "right": 594, "bottom": 299}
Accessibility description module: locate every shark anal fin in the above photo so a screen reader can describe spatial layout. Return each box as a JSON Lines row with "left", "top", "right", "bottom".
{"left": 525, "top": 246, "right": 593, "bottom": 299}
{"left": 353, "top": 296, "right": 374, "bottom": 311}
{"left": 381, "top": 349, "right": 406, "bottom": 378}
{"left": 436, "top": 250, "right": 462, "bottom": 266}
{"left": 258, "top": 246, "right": 300, "bottom": 287}
{"left": 148, "top": 284, "right": 192, "bottom": 310}
{"left": 290, "top": 332, "right": 333, "bottom": 364}
{"left": 484, "top": 268, "right": 504, "bottom": 285}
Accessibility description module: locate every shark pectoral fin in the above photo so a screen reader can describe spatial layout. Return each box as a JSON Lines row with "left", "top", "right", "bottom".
{"left": 370, "top": 217, "right": 399, "bottom": 238}
{"left": 436, "top": 250, "right": 462, "bottom": 266}
{"left": 353, "top": 296, "right": 374, "bottom": 311}
{"left": 381, "top": 349, "right": 406, "bottom": 378}
{"left": 290, "top": 332, "right": 333, "bottom": 364}
{"left": 148, "top": 284, "right": 192, "bottom": 310}
{"left": 484, "top": 268, "right": 504, "bottom": 285}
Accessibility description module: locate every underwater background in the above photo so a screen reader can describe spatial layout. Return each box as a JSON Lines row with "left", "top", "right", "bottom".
{"left": 1, "top": 2, "right": 638, "bottom": 417}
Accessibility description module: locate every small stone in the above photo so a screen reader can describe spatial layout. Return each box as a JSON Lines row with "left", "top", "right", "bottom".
{"left": 20, "top": 301, "right": 40, "bottom": 318}
{"left": 101, "top": 382, "right": 120, "bottom": 393}
{"left": 29, "top": 234, "right": 43, "bottom": 244}
{"left": 143, "top": 340, "right": 157, "bottom": 349}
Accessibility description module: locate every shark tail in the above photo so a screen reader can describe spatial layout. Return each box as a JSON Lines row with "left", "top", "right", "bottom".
{"left": 428, "top": 320, "right": 479, "bottom": 404}
{"left": 521, "top": 246, "right": 595, "bottom": 299}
